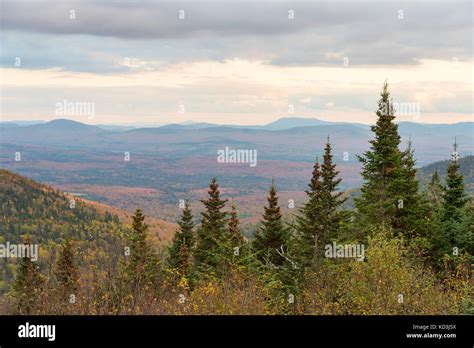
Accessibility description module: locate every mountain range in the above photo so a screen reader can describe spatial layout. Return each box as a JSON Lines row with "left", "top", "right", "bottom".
{"left": 1, "top": 117, "right": 472, "bottom": 223}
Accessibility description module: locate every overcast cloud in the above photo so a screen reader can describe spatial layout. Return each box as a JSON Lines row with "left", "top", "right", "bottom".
{"left": 0, "top": 0, "right": 472, "bottom": 124}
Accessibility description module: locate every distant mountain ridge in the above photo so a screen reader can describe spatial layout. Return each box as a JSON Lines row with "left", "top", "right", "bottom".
{"left": 1, "top": 117, "right": 472, "bottom": 213}
{"left": 1, "top": 118, "right": 472, "bottom": 164}
{"left": 3, "top": 117, "right": 472, "bottom": 132}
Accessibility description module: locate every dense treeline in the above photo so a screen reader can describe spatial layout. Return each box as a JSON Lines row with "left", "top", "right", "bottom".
{"left": 1, "top": 83, "right": 472, "bottom": 315}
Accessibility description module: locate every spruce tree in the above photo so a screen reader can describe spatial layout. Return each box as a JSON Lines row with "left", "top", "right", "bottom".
{"left": 253, "top": 179, "right": 289, "bottom": 267}
{"left": 392, "top": 140, "right": 429, "bottom": 238}
{"left": 228, "top": 202, "right": 245, "bottom": 247}
{"left": 126, "top": 208, "right": 159, "bottom": 289}
{"left": 194, "top": 178, "right": 228, "bottom": 275}
{"left": 427, "top": 171, "right": 443, "bottom": 208}
{"left": 55, "top": 239, "right": 78, "bottom": 299}
{"left": 295, "top": 139, "right": 345, "bottom": 267}
{"left": 178, "top": 242, "right": 192, "bottom": 277}
{"left": 295, "top": 159, "right": 325, "bottom": 266}
{"left": 429, "top": 143, "right": 471, "bottom": 264}
{"left": 129, "top": 208, "right": 148, "bottom": 272}
{"left": 355, "top": 81, "right": 403, "bottom": 229}
{"left": 442, "top": 142, "right": 468, "bottom": 223}
{"left": 440, "top": 142, "right": 470, "bottom": 252}
{"left": 320, "top": 137, "right": 346, "bottom": 235}
{"left": 459, "top": 204, "right": 474, "bottom": 256}
{"left": 167, "top": 199, "right": 195, "bottom": 273}
{"left": 13, "top": 239, "right": 43, "bottom": 314}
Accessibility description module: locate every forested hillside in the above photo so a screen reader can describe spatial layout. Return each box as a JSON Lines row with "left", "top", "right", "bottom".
{"left": 0, "top": 169, "right": 126, "bottom": 293}
{"left": 418, "top": 155, "right": 474, "bottom": 194}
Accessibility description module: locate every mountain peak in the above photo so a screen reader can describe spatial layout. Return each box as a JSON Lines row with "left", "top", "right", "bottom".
{"left": 264, "top": 117, "right": 333, "bottom": 130}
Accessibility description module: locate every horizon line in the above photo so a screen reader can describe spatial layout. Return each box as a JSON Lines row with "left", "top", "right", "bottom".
{"left": 1, "top": 116, "right": 473, "bottom": 128}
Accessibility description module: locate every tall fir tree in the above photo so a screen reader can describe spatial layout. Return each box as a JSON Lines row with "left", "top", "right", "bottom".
{"left": 55, "top": 239, "right": 78, "bottom": 299}
{"left": 13, "top": 239, "right": 43, "bottom": 314}
{"left": 194, "top": 178, "right": 228, "bottom": 275}
{"left": 167, "top": 199, "right": 195, "bottom": 274}
{"left": 355, "top": 81, "right": 403, "bottom": 229}
{"left": 296, "top": 138, "right": 345, "bottom": 267}
{"left": 355, "top": 81, "right": 428, "bottom": 240}
{"left": 253, "top": 179, "right": 290, "bottom": 267}
{"left": 320, "top": 137, "right": 346, "bottom": 235}
{"left": 295, "top": 159, "right": 325, "bottom": 266}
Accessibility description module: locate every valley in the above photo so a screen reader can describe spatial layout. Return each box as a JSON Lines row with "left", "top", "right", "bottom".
{"left": 1, "top": 118, "right": 472, "bottom": 226}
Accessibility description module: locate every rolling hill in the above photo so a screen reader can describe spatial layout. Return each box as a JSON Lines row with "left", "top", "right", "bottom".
{"left": 417, "top": 155, "right": 474, "bottom": 194}
{"left": 0, "top": 169, "right": 177, "bottom": 293}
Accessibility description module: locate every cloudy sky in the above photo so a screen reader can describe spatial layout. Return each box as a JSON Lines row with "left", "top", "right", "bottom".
{"left": 0, "top": 0, "right": 472, "bottom": 125}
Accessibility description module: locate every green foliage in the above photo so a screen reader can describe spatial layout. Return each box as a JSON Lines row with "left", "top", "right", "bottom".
{"left": 427, "top": 170, "right": 444, "bottom": 208}
{"left": 295, "top": 139, "right": 345, "bottom": 268}
{"left": 429, "top": 144, "right": 473, "bottom": 266}
{"left": 355, "top": 82, "right": 429, "bottom": 241}
{"left": 356, "top": 81, "right": 403, "bottom": 228}
{"left": 253, "top": 179, "right": 290, "bottom": 267}
{"left": 227, "top": 202, "right": 245, "bottom": 247}
{"left": 442, "top": 143, "right": 469, "bottom": 223}
{"left": 167, "top": 199, "right": 195, "bottom": 275}
{"left": 125, "top": 208, "right": 160, "bottom": 290}
{"left": 392, "top": 141, "right": 430, "bottom": 241}
{"left": 298, "top": 226, "right": 470, "bottom": 315}
{"left": 194, "top": 178, "right": 229, "bottom": 277}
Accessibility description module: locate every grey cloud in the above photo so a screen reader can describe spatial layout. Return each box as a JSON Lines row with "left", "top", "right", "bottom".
{"left": 0, "top": 0, "right": 472, "bottom": 70}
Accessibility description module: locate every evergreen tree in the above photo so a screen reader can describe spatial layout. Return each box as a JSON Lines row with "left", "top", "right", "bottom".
{"left": 440, "top": 142, "right": 470, "bottom": 252}
{"left": 295, "top": 159, "right": 325, "bottom": 266}
{"left": 126, "top": 208, "right": 159, "bottom": 290}
{"left": 355, "top": 81, "right": 403, "bottom": 229}
{"left": 194, "top": 178, "right": 228, "bottom": 275}
{"left": 295, "top": 139, "right": 345, "bottom": 267}
{"left": 228, "top": 202, "right": 245, "bottom": 247}
{"left": 55, "top": 239, "right": 78, "bottom": 298}
{"left": 427, "top": 171, "right": 443, "bottom": 208}
{"left": 253, "top": 179, "right": 290, "bottom": 267}
{"left": 392, "top": 140, "right": 429, "bottom": 238}
{"left": 458, "top": 204, "right": 474, "bottom": 256}
{"left": 442, "top": 142, "right": 468, "bottom": 223}
{"left": 320, "top": 137, "right": 346, "bottom": 235}
{"left": 13, "top": 239, "right": 43, "bottom": 314}
{"left": 429, "top": 143, "right": 472, "bottom": 264}
{"left": 355, "top": 82, "right": 428, "bottom": 240}
{"left": 178, "top": 242, "right": 192, "bottom": 277}
{"left": 167, "top": 199, "right": 195, "bottom": 273}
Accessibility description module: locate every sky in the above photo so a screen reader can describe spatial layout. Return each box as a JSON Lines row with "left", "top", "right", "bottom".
{"left": 0, "top": 0, "right": 472, "bottom": 126}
